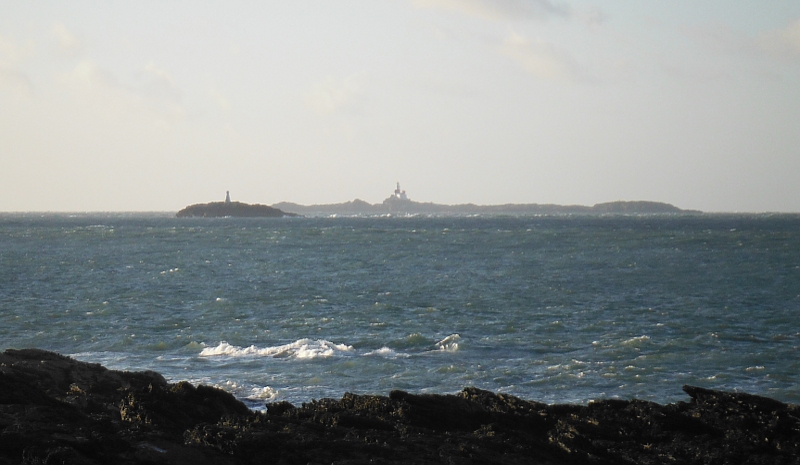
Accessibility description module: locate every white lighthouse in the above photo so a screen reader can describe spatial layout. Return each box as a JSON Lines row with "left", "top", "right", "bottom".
{"left": 394, "top": 182, "right": 408, "bottom": 200}
{"left": 225, "top": 191, "right": 231, "bottom": 204}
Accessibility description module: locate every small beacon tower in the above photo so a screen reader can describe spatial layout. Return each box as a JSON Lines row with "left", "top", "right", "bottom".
{"left": 225, "top": 191, "right": 231, "bottom": 204}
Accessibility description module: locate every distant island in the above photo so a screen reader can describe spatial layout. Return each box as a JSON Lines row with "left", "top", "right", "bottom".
{"left": 178, "top": 186, "right": 701, "bottom": 218}
{"left": 176, "top": 191, "right": 298, "bottom": 218}
{"left": 271, "top": 182, "right": 701, "bottom": 217}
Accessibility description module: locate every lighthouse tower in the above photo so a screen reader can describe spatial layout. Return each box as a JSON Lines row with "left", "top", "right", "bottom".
{"left": 394, "top": 182, "right": 408, "bottom": 200}
{"left": 225, "top": 191, "right": 231, "bottom": 204}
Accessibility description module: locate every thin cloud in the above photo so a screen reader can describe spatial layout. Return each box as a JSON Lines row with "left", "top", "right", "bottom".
{"left": 52, "top": 23, "right": 83, "bottom": 57}
{"left": 58, "top": 59, "right": 184, "bottom": 127}
{"left": 0, "top": 34, "right": 27, "bottom": 62}
{"left": 0, "top": 67, "right": 33, "bottom": 97}
{"left": 65, "top": 60, "right": 116, "bottom": 88}
{"left": 759, "top": 18, "right": 800, "bottom": 59}
{"left": 500, "top": 33, "right": 580, "bottom": 81}
{"left": 305, "top": 75, "right": 364, "bottom": 115}
{"left": 142, "top": 62, "right": 182, "bottom": 104}
{"left": 210, "top": 88, "right": 231, "bottom": 112}
{"left": 0, "top": 34, "right": 34, "bottom": 96}
{"left": 412, "top": 0, "right": 570, "bottom": 21}
{"left": 686, "top": 22, "right": 756, "bottom": 56}
{"left": 578, "top": 6, "right": 605, "bottom": 28}
{"left": 687, "top": 19, "right": 800, "bottom": 63}
{"left": 144, "top": 62, "right": 175, "bottom": 86}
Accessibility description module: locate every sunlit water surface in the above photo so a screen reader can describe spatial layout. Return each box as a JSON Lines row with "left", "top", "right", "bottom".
{"left": 2, "top": 213, "right": 798, "bottom": 409}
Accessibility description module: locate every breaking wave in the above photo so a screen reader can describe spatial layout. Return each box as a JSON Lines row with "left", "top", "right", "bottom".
{"left": 200, "top": 339, "right": 354, "bottom": 360}
{"left": 364, "top": 347, "right": 410, "bottom": 358}
{"left": 435, "top": 334, "right": 461, "bottom": 352}
{"left": 622, "top": 335, "right": 651, "bottom": 346}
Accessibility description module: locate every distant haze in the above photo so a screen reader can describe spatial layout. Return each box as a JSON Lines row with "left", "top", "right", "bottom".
{"left": 1, "top": 2, "right": 799, "bottom": 212}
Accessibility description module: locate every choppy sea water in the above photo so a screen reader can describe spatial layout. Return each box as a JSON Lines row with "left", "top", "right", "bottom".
{"left": 1, "top": 213, "right": 799, "bottom": 409}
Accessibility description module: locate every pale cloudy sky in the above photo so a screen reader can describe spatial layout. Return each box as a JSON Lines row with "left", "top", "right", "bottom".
{"left": 1, "top": 1, "right": 799, "bottom": 212}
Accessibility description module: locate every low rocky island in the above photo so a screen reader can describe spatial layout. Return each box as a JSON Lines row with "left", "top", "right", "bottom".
{"left": 273, "top": 183, "right": 701, "bottom": 217}
{"left": 274, "top": 198, "right": 698, "bottom": 217}
{"left": 1, "top": 348, "right": 798, "bottom": 464}
{"left": 176, "top": 192, "right": 298, "bottom": 218}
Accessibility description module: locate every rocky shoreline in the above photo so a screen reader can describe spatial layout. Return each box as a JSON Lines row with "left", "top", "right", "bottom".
{"left": 1, "top": 349, "right": 798, "bottom": 464}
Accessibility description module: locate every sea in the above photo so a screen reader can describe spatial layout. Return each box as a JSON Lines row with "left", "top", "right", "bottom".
{"left": 1, "top": 213, "right": 799, "bottom": 410}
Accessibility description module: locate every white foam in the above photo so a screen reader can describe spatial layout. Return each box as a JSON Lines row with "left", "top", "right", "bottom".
{"left": 622, "top": 335, "right": 650, "bottom": 345}
{"left": 364, "top": 347, "right": 409, "bottom": 358}
{"left": 249, "top": 386, "right": 279, "bottom": 401}
{"left": 209, "top": 380, "right": 279, "bottom": 403}
{"left": 435, "top": 334, "right": 461, "bottom": 352}
{"left": 199, "top": 339, "right": 354, "bottom": 359}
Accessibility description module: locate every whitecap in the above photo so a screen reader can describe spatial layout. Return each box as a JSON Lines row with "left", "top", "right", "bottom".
{"left": 364, "top": 347, "right": 410, "bottom": 358}
{"left": 622, "top": 335, "right": 650, "bottom": 345}
{"left": 435, "top": 334, "right": 461, "bottom": 352}
{"left": 249, "top": 386, "right": 279, "bottom": 401}
{"left": 199, "top": 339, "right": 354, "bottom": 359}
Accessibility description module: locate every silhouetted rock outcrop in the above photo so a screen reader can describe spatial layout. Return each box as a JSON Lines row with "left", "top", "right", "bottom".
{"left": 1, "top": 348, "right": 797, "bottom": 464}
{"left": 176, "top": 201, "right": 298, "bottom": 218}
{"left": 590, "top": 200, "right": 687, "bottom": 213}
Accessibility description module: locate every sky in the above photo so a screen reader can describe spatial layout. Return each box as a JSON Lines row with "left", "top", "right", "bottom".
{"left": 1, "top": 1, "right": 799, "bottom": 212}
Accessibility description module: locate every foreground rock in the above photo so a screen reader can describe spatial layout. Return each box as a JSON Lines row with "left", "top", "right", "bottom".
{"left": 1, "top": 349, "right": 799, "bottom": 464}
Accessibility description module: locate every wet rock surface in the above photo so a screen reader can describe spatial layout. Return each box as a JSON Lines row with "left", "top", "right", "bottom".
{"left": 1, "top": 349, "right": 799, "bottom": 464}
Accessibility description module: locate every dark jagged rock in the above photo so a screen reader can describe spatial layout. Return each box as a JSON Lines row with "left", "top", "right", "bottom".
{"left": 0, "top": 349, "right": 245, "bottom": 464}
{"left": 2, "top": 349, "right": 799, "bottom": 464}
{"left": 176, "top": 201, "right": 298, "bottom": 218}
